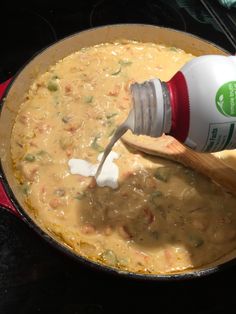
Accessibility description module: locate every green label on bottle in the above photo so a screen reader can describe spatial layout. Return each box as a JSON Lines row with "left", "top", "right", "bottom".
{"left": 216, "top": 81, "right": 236, "bottom": 117}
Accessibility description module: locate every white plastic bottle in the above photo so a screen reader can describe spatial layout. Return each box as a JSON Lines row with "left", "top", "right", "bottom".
{"left": 130, "top": 55, "right": 236, "bottom": 152}
{"left": 96, "top": 55, "right": 236, "bottom": 175}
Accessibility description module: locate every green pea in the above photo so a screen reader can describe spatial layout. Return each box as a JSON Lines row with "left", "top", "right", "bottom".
{"left": 24, "top": 154, "right": 35, "bottom": 162}
{"left": 47, "top": 81, "right": 58, "bottom": 92}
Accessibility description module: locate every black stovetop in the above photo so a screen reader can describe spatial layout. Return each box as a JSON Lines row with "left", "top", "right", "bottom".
{"left": 1, "top": 0, "right": 236, "bottom": 82}
{"left": 1, "top": 1, "right": 236, "bottom": 313}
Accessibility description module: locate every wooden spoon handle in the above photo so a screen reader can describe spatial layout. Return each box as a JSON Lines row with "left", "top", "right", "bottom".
{"left": 122, "top": 135, "right": 236, "bottom": 196}
{"left": 169, "top": 139, "right": 236, "bottom": 195}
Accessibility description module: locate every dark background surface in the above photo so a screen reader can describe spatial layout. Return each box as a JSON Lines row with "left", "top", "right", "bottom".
{"left": 1, "top": 0, "right": 236, "bottom": 82}
{"left": 1, "top": 1, "right": 236, "bottom": 313}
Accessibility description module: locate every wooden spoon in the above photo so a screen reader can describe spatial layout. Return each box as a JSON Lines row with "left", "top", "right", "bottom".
{"left": 122, "top": 133, "right": 236, "bottom": 196}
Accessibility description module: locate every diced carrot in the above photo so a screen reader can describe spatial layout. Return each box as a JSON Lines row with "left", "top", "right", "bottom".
{"left": 124, "top": 79, "right": 135, "bottom": 92}
{"left": 117, "top": 102, "right": 127, "bottom": 110}
{"left": 108, "top": 84, "right": 121, "bottom": 96}
{"left": 211, "top": 228, "right": 236, "bottom": 244}
{"left": 104, "top": 226, "right": 113, "bottom": 236}
{"left": 41, "top": 186, "right": 46, "bottom": 194}
{"left": 81, "top": 223, "right": 96, "bottom": 234}
{"left": 29, "top": 141, "right": 38, "bottom": 148}
{"left": 134, "top": 250, "right": 150, "bottom": 262}
{"left": 217, "top": 216, "right": 232, "bottom": 225}
{"left": 164, "top": 247, "right": 173, "bottom": 268}
{"left": 19, "top": 114, "right": 30, "bottom": 125}
{"left": 118, "top": 225, "right": 132, "bottom": 240}
{"left": 49, "top": 198, "right": 61, "bottom": 209}
{"left": 21, "top": 164, "right": 38, "bottom": 181}
{"left": 143, "top": 207, "right": 155, "bottom": 224}
{"left": 145, "top": 177, "right": 157, "bottom": 189}
{"left": 77, "top": 175, "right": 86, "bottom": 182}
{"left": 64, "top": 124, "right": 79, "bottom": 133}
{"left": 123, "top": 96, "right": 130, "bottom": 101}
{"left": 39, "top": 186, "right": 47, "bottom": 203}
{"left": 192, "top": 218, "right": 208, "bottom": 231}
{"left": 122, "top": 171, "right": 134, "bottom": 179}
{"left": 65, "top": 84, "right": 72, "bottom": 94}
{"left": 121, "top": 192, "right": 129, "bottom": 198}
{"left": 66, "top": 148, "right": 73, "bottom": 157}
{"left": 35, "top": 123, "right": 51, "bottom": 134}
{"left": 88, "top": 177, "right": 97, "bottom": 189}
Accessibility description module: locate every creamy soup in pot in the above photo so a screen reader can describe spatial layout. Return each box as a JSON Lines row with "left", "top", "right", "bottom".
{"left": 11, "top": 41, "right": 236, "bottom": 274}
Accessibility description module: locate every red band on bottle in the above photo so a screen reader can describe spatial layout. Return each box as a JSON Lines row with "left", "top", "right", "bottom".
{"left": 166, "top": 71, "right": 190, "bottom": 143}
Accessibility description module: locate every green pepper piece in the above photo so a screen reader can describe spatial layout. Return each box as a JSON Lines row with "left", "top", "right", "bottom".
{"left": 111, "top": 66, "right": 121, "bottom": 76}
{"left": 154, "top": 167, "right": 171, "bottom": 182}
{"left": 91, "top": 136, "right": 104, "bottom": 153}
{"left": 119, "top": 59, "right": 132, "bottom": 66}
{"left": 24, "top": 154, "right": 36, "bottom": 162}
{"left": 47, "top": 81, "right": 58, "bottom": 92}
{"left": 100, "top": 250, "right": 117, "bottom": 266}
{"left": 84, "top": 96, "right": 93, "bottom": 103}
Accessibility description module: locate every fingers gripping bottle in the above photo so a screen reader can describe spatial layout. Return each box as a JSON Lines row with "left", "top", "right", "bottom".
{"left": 130, "top": 55, "right": 236, "bottom": 152}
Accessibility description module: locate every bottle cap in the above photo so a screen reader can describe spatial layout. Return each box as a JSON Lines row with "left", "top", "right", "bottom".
{"left": 131, "top": 79, "right": 171, "bottom": 137}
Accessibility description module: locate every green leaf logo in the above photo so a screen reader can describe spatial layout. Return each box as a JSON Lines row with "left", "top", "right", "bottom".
{"left": 216, "top": 81, "right": 236, "bottom": 117}
{"left": 217, "top": 94, "right": 228, "bottom": 116}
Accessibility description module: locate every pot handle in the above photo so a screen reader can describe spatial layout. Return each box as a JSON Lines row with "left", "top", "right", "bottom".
{"left": 0, "top": 79, "right": 20, "bottom": 217}
{"left": 0, "top": 78, "right": 12, "bottom": 98}
{"left": 0, "top": 180, "right": 20, "bottom": 217}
